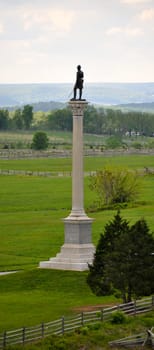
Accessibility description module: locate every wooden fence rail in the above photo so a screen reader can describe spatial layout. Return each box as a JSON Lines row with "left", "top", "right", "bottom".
{"left": 0, "top": 296, "right": 153, "bottom": 349}
{"left": 1, "top": 149, "right": 154, "bottom": 160}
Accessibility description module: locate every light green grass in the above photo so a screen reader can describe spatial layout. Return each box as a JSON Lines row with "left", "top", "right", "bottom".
{"left": 0, "top": 269, "right": 117, "bottom": 332}
{"left": 0, "top": 172, "right": 154, "bottom": 271}
{"left": 0, "top": 154, "right": 154, "bottom": 172}
{"left": 0, "top": 155, "right": 154, "bottom": 333}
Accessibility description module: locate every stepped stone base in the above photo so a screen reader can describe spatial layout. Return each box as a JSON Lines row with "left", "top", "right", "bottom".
{"left": 39, "top": 216, "right": 95, "bottom": 271}
{"left": 39, "top": 243, "right": 95, "bottom": 271}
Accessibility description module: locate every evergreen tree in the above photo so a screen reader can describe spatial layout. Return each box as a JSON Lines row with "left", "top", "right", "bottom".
{"left": 87, "top": 212, "right": 154, "bottom": 303}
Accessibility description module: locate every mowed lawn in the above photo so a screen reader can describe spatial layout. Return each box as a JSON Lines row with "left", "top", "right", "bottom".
{"left": 0, "top": 155, "right": 154, "bottom": 333}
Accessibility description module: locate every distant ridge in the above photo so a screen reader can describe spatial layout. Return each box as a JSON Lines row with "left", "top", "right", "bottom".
{"left": 0, "top": 82, "right": 154, "bottom": 107}
{"left": 4, "top": 101, "right": 65, "bottom": 112}
{"left": 118, "top": 101, "right": 154, "bottom": 112}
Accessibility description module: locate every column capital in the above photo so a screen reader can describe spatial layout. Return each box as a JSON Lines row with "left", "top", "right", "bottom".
{"left": 68, "top": 100, "right": 88, "bottom": 116}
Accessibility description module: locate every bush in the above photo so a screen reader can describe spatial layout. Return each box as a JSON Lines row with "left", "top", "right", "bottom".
{"left": 110, "top": 311, "right": 127, "bottom": 324}
{"left": 89, "top": 166, "right": 140, "bottom": 208}
{"left": 132, "top": 142, "right": 142, "bottom": 149}
{"left": 31, "top": 131, "right": 49, "bottom": 150}
{"left": 105, "top": 136, "right": 123, "bottom": 149}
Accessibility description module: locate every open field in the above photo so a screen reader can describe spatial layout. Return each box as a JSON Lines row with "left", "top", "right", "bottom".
{"left": 0, "top": 154, "right": 154, "bottom": 172}
{"left": 0, "top": 155, "right": 154, "bottom": 333}
{"left": 0, "top": 130, "right": 153, "bottom": 147}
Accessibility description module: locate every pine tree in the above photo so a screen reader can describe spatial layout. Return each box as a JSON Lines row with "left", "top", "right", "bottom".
{"left": 87, "top": 212, "right": 154, "bottom": 302}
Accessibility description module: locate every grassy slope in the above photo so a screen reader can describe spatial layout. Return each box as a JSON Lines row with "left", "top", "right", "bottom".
{"left": 0, "top": 155, "right": 154, "bottom": 333}
{"left": 0, "top": 269, "right": 117, "bottom": 332}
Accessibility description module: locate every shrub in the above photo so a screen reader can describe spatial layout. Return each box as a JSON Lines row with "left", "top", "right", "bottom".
{"left": 110, "top": 311, "right": 127, "bottom": 324}
{"left": 31, "top": 131, "right": 49, "bottom": 150}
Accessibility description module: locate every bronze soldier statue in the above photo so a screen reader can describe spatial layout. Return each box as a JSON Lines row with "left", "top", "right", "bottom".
{"left": 72, "top": 65, "right": 84, "bottom": 100}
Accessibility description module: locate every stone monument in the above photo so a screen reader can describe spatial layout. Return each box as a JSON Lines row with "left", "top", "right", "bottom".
{"left": 39, "top": 66, "right": 95, "bottom": 271}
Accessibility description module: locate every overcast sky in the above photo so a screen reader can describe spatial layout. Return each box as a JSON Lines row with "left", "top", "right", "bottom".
{"left": 0, "top": 0, "right": 154, "bottom": 83}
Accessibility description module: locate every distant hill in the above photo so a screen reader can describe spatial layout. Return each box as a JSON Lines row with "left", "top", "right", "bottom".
{"left": 117, "top": 101, "right": 154, "bottom": 113}
{"left": 0, "top": 82, "right": 154, "bottom": 107}
{"left": 3, "top": 101, "right": 65, "bottom": 112}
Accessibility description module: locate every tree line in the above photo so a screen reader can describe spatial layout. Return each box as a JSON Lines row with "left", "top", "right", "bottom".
{"left": 1, "top": 104, "right": 154, "bottom": 137}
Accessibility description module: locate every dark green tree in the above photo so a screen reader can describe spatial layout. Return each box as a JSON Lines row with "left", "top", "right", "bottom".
{"left": 31, "top": 131, "right": 49, "bottom": 150}
{"left": 87, "top": 212, "right": 154, "bottom": 303}
{"left": 0, "top": 109, "right": 9, "bottom": 130}
{"left": 22, "top": 104, "right": 33, "bottom": 129}
{"left": 13, "top": 109, "right": 23, "bottom": 129}
{"left": 47, "top": 108, "right": 72, "bottom": 131}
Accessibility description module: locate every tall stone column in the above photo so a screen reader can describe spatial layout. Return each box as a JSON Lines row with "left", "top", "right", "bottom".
{"left": 39, "top": 100, "right": 95, "bottom": 271}
{"left": 69, "top": 100, "right": 88, "bottom": 218}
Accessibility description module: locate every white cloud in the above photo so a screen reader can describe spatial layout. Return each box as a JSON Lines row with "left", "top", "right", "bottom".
{"left": 0, "top": 0, "right": 154, "bottom": 83}
{"left": 0, "top": 23, "right": 4, "bottom": 33}
{"left": 125, "top": 27, "right": 144, "bottom": 36}
{"left": 22, "top": 7, "right": 75, "bottom": 34}
{"left": 121, "top": 0, "right": 151, "bottom": 4}
{"left": 106, "top": 26, "right": 144, "bottom": 37}
{"left": 139, "top": 8, "right": 154, "bottom": 20}
{"left": 106, "top": 27, "right": 122, "bottom": 35}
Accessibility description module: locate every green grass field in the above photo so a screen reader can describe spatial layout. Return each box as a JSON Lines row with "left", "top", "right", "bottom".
{"left": 0, "top": 154, "right": 154, "bottom": 172}
{"left": 0, "top": 155, "right": 154, "bottom": 333}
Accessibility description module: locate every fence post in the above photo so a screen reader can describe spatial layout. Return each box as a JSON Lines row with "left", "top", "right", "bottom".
{"left": 41, "top": 323, "right": 44, "bottom": 338}
{"left": 3, "top": 331, "right": 6, "bottom": 348}
{"left": 152, "top": 295, "right": 154, "bottom": 310}
{"left": 61, "top": 316, "right": 65, "bottom": 335}
{"left": 101, "top": 309, "right": 104, "bottom": 322}
{"left": 81, "top": 312, "right": 84, "bottom": 326}
{"left": 134, "top": 300, "right": 136, "bottom": 316}
{"left": 22, "top": 327, "right": 25, "bottom": 345}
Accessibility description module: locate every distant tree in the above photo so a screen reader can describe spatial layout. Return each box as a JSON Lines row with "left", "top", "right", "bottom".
{"left": 31, "top": 131, "right": 49, "bottom": 150}
{"left": 87, "top": 212, "right": 154, "bottom": 303}
{"left": 0, "top": 109, "right": 9, "bottom": 130}
{"left": 13, "top": 109, "right": 23, "bottom": 129}
{"left": 48, "top": 108, "right": 72, "bottom": 131}
{"left": 22, "top": 105, "right": 33, "bottom": 129}
{"left": 89, "top": 166, "right": 140, "bottom": 208}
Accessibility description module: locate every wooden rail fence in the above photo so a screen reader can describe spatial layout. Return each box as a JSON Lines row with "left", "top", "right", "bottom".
{"left": 1, "top": 149, "right": 154, "bottom": 160}
{"left": 0, "top": 296, "right": 153, "bottom": 349}
{"left": 0, "top": 169, "right": 97, "bottom": 177}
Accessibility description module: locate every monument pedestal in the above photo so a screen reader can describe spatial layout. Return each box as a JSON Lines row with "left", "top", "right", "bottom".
{"left": 39, "top": 100, "right": 95, "bottom": 271}
{"left": 40, "top": 215, "right": 95, "bottom": 271}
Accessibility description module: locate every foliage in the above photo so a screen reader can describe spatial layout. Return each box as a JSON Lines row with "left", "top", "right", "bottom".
{"left": 132, "top": 141, "right": 142, "bottom": 149}
{"left": 87, "top": 211, "right": 154, "bottom": 303}
{"left": 110, "top": 311, "right": 127, "bottom": 324}
{"left": 105, "top": 136, "right": 123, "bottom": 149}
{"left": 89, "top": 166, "right": 140, "bottom": 208}
{"left": 1, "top": 104, "right": 154, "bottom": 137}
{"left": 13, "top": 109, "right": 23, "bottom": 129}
{"left": 31, "top": 131, "right": 49, "bottom": 150}
{"left": 47, "top": 108, "right": 72, "bottom": 131}
{"left": 0, "top": 109, "right": 9, "bottom": 130}
{"left": 22, "top": 104, "right": 33, "bottom": 129}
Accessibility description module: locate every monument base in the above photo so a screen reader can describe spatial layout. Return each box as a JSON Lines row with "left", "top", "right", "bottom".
{"left": 39, "top": 243, "right": 95, "bottom": 271}
{"left": 39, "top": 217, "right": 95, "bottom": 271}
